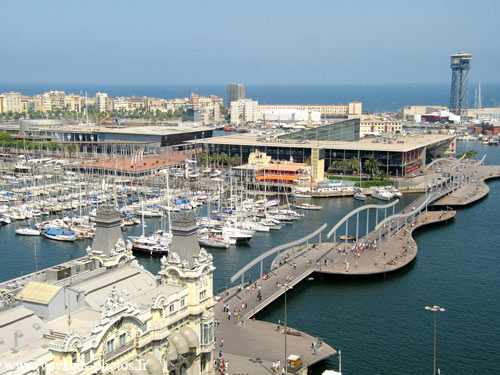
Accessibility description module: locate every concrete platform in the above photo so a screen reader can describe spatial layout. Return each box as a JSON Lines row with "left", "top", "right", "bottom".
{"left": 211, "top": 163, "right": 500, "bottom": 374}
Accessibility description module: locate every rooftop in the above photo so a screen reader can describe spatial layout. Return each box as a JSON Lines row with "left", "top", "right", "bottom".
{"left": 192, "top": 133, "right": 454, "bottom": 152}
{"left": 58, "top": 124, "right": 213, "bottom": 136}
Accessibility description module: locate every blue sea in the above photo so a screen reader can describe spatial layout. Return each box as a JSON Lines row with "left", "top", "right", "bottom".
{"left": 1, "top": 141, "right": 499, "bottom": 374}
{"left": 1, "top": 83, "right": 499, "bottom": 113}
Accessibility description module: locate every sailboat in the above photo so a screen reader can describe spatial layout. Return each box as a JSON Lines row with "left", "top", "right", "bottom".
{"left": 16, "top": 226, "right": 41, "bottom": 236}
{"left": 16, "top": 218, "right": 41, "bottom": 236}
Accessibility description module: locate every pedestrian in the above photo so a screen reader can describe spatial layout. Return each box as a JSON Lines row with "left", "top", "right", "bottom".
{"left": 220, "top": 337, "right": 224, "bottom": 347}
{"left": 313, "top": 342, "right": 317, "bottom": 355}
{"left": 227, "top": 311, "right": 231, "bottom": 320}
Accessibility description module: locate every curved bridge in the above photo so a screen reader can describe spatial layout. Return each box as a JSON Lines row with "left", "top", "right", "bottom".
{"left": 230, "top": 223, "right": 327, "bottom": 285}
{"left": 326, "top": 199, "right": 399, "bottom": 244}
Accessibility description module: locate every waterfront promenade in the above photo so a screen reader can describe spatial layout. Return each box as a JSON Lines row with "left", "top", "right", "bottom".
{"left": 214, "top": 163, "right": 500, "bottom": 374}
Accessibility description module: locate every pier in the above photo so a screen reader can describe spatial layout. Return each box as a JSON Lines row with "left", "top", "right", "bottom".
{"left": 214, "top": 159, "right": 500, "bottom": 374}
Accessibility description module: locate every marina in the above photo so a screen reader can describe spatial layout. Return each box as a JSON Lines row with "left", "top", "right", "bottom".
{"left": 2, "top": 1, "right": 500, "bottom": 373}
{"left": 0, "top": 141, "right": 498, "bottom": 374}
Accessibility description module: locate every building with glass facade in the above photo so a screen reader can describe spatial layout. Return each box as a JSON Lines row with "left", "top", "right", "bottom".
{"left": 278, "top": 119, "right": 360, "bottom": 142}
{"left": 192, "top": 129, "right": 456, "bottom": 177}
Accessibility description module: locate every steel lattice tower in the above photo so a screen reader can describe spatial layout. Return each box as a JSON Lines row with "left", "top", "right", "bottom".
{"left": 449, "top": 52, "right": 472, "bottom": 120}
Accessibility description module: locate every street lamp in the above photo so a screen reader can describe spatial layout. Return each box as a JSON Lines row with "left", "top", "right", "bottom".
{"left": 425, "top": 305, "right": 445, "bottom": 375}
{"left": 282, "top": 283, "right": 293, "bottom": 374}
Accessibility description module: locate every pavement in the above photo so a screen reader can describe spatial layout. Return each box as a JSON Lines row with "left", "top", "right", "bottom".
{"left": 210, "top": 163, "right": 500, "bottom": 375}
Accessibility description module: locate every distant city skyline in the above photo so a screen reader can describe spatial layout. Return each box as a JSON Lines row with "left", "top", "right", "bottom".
{"left": 1, "top": 0, "right": 499, "bottom": 85}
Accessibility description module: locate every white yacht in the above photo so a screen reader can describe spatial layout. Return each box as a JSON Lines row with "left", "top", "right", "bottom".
{"left": 15, "top": 227, "right": 41, "bottom": 236}
{"left": 353, "top": 191, "right": 366, "bottom": 201}
{"left": 371, "top": 188, "right": 394, "bottom": 201}
{"left": 292, "top": 203, "right": 322, "bottom": 210}
{"left": 198, "top": 234, "right": 230, "bottom": 249}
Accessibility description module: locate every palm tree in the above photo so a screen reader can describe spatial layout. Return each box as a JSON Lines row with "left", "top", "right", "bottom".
{"left": 209, "top": 153, "right": 219, "bottom": 166}
{"left": 329, "top": 160, "right": 341, "bottom": 173}
{"left": 339, "top": 159, "right": 350, "bottom": 176}
{"left": 364, "top": 156, "right": 379, "bottom": 179}
{"left": 219, "top": 152, "right": 230, "bottom": 166}
{"left": 196, "top": 152, "right": 209, "bottom": 166}
{"left": 349, "top": 157, "right": 359, "bottom": 174}
{"left": 231, "top": 155, "right": 242, "bottom": 166}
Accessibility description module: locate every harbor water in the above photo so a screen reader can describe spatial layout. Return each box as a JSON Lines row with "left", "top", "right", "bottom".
{"left": 1, "top": 141, "right": 499, "bottom": 374}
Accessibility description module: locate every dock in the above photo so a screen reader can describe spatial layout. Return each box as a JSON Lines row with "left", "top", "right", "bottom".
{"left": 214, "top": 161, "right": 500, "bottom": 374}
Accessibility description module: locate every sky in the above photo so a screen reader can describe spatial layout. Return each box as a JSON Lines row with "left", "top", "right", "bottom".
{"left": 2, "top": 0, "right": 499, "bottom": 85}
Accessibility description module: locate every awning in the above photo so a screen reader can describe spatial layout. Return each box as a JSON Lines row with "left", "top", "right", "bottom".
{"left": 143, "top": 353, "right": 163, "bottom": 375}
{"left": 167, "top": 340, "right": 178, "bottom": 362}
{"left": 169, "top": 332, "right": 189, "bottom": 356}
{"left": 180, "top": 325, "right": 200, "bottom": 348}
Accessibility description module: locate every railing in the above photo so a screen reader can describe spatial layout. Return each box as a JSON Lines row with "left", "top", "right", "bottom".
{"left": 230, "top": 223, "right": 327, "bottom": 284}
{"left": 103, "top": 340, "right": 134, "bottom": 362}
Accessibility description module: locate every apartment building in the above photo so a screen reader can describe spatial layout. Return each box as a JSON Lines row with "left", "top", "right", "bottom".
{"left": 230, "top": 99, "right": 258, "bottom": 124}
{"left": 0, "top": 92, "right": 22, "bottom": 113}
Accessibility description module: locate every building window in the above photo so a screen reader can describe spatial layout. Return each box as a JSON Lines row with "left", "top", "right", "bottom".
{"left": 202, "top": 323, "right": 210, "bottom": 345}
{"left": 199, "top": 290, "right": 206, "bottom": 300}
{"left": 106, "top": 339, "right": 114, "bottom": 353}
{"left": 71, "top": 351, "right": 77, "bottom": 363}
{"left": 180, "top": 298, "right": 185, "bottom": 307}
{"left": 83, "top": 350, "right": 90, "bottom": 363}
{"left": 119, "top": 333, "right": 126, "bottom": 348}
{"left": 169, "top": 304, "right": 175, "bottom": 313}
{"left": 201, "top": 354, "right": 207, "bottom": 371}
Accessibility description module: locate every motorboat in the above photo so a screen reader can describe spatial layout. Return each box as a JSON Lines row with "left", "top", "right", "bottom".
{"left": 371, "top": 188, "right": 394, "bottom": 201}
{"left": 15, "top": 227, "right": 41, "bottom": 236}
{"left": 353, "top": 191, "right": 366, "bottom": 201}
{"left": 130, "top": 243, "right": 169, "bottom": 256}
{"left": 198, "top": 234, "right": 230, "bottom": 249}
{"left": 387, "top": 186, "right": 402, "bottom": 197}
{"left": 292, "top": 203, "right": 322, "bottom": 210}
{"left": 221, "top": 226, "right": 254, "bottom": 242}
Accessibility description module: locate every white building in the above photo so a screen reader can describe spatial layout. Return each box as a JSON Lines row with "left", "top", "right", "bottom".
{"left": 230, "top": 99, "right": 258, "bottom": 125}
{"left": 0, "top": 92, "right": 22, "bottom": 113}
{"left": 258, "top": 108, "right": 321, "bottom": 122}
{"left": 96, "top": 92, "right": 109, "bottom": 112}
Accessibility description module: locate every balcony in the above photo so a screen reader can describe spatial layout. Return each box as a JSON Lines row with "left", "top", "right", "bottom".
{"left": 103, "top": 341, "right": 134, "bottom": 363}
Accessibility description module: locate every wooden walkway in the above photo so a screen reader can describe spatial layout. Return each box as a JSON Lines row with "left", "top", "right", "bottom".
{"left": 213, "top": 163, "right": 500, "bottom": 374}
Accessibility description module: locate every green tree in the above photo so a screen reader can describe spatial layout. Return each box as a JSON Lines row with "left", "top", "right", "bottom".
{"left": 47, "top": 142, "right": 59, "bottom": 151}
{"left": 0, "top": 132, "right": 15, "bottom": 145}
{"left": 329, "top": 160, "right": 340, "bottom": 172}
{"left": 66, "top": 144, "right": 78, "bottom": 156}
{"left": 196, "top": 152, "right": 209, "bottom": 166}
{"left": 364, "top": 156, "right": 379, "bottom": 179}
{"left": 173, "top": 108, "right": 182, "bottom": 118}
{"left": 349, "top": 157, "right": 360, "bottom": 174}
{"left": 210, "top": 153, "right": 220, "bottom": 166}
{"left": 339, "top": 159, "right": 350, "bottom": 175}
{"left": 231, "top": 155, "right": 242, "bottom": 166}
{"left": 219, "top": 152, "right": 230, "bottom": 166}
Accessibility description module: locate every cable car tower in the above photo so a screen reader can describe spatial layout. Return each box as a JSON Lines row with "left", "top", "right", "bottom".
{"left": 449, "top": 52, "right": 472, "bottom": 121}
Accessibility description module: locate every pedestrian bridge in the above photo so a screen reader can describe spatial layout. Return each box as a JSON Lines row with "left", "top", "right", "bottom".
{"left": 230, "top": 157, "right": 486, "bottom": 292}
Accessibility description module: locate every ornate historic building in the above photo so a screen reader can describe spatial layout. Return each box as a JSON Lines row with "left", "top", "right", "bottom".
{"left": 0, "top": 208, "right": 215, "bottom": 374}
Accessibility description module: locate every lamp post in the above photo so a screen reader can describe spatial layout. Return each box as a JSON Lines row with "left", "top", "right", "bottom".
{"left": 425, "top": 305, "right": 445, "bottom": 375}
{"left": 282, "top": 283, "right": 293, "bottom": 374}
